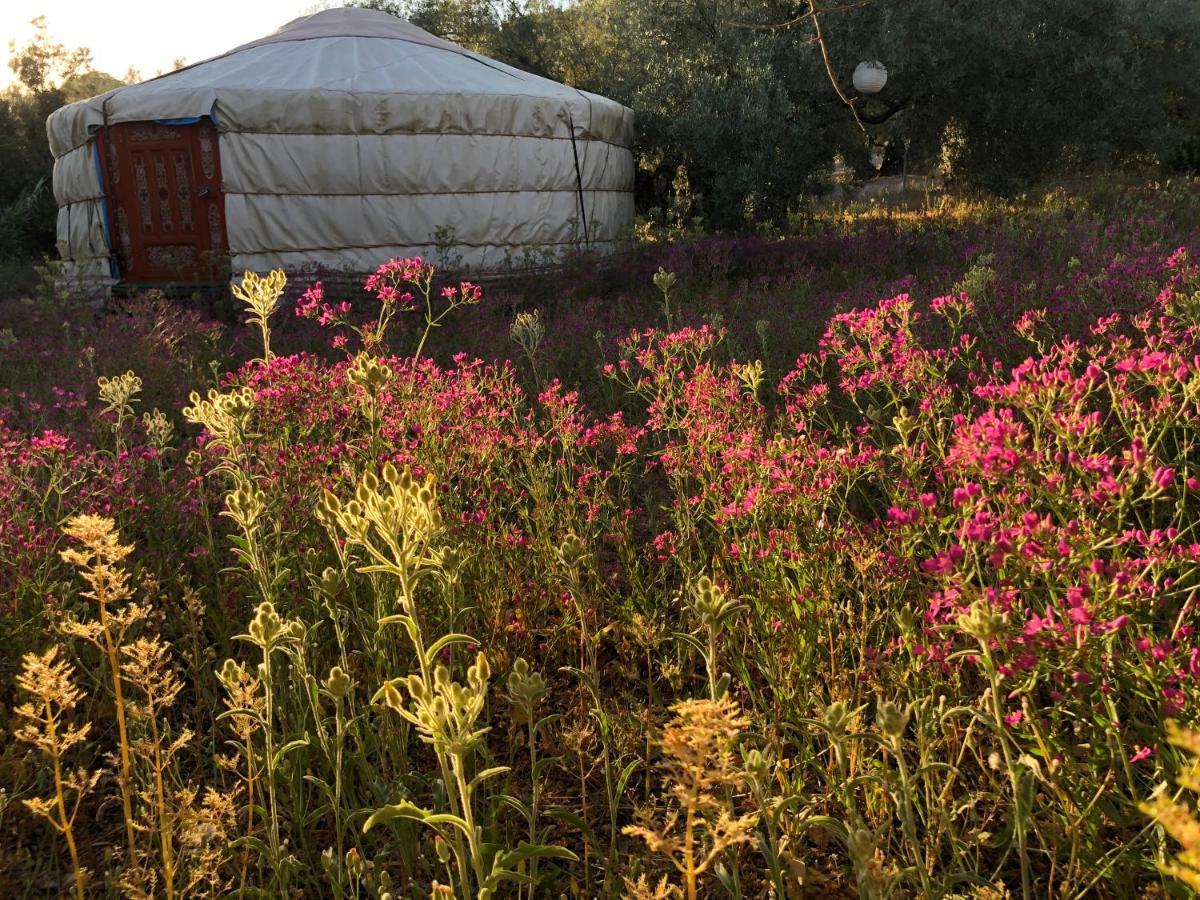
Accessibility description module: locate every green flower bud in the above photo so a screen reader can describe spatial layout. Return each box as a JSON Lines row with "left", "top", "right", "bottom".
{"left": 823, "top": 700, "right": 856, "bottom": 738}
{"left": 507, "top": 657, "right": 547, "bottom": 710}
{"left": 557, "top": 533, "right": 589, "bottom": 571}
{"left": 217, "top": 658, "right": 245, "bottom": 688}
{"left": 434, "top": 834, "right": 452, "bottom": 864}
{"left": 958, "top": 598, "right": 1007, "bottom": 642}
{"left": 876, "top": 700, "right": 910, "bottom": 739}
{"left": 378, "top": 679, "right": 405, "bottom": 712}
{"left": 653, "top": 267, "right": 677, "bottom": 296}
{"left": 326, "top": 666, "right": 352, "bottom": 701}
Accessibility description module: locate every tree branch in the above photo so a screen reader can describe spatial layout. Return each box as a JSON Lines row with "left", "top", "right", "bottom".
{"left": 809, "top": 0, "right": 868, "bottom": 136}
{"left": 725, "top": 1, "right": 871, "bottom": 33}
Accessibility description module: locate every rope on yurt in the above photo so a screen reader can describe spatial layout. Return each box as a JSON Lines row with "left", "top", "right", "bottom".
{"left": 98, "top": 97, "right": 119, "bottom": 279}
{"left": 566, "top": 108, "right": 591, "bottom": 247}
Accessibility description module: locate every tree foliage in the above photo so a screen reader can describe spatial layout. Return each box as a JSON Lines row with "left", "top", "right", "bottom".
{"left": 370, "top": 0, "right": 1200, "bottom": 229}
{"left": 7, "top": 16, "right": 93, "bottom": 94}
{"left": 823, "top": 0, "right": 1200, "bottom": 191}
{"left": 1, "top": 18, "right": 122, "bottom": 272}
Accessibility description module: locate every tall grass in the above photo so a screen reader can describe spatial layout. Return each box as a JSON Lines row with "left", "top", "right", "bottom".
{"left": 1, "top": 185, "right": 1200, "bottom": 896}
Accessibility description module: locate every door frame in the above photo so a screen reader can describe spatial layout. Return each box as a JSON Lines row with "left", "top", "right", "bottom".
{"left": 96, "top": 118, "right": 230, "bottom": 285}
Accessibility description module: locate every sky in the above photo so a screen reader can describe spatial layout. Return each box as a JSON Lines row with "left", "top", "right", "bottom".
{"left": 2, "top": 0, "right": 325, "bottom": 88}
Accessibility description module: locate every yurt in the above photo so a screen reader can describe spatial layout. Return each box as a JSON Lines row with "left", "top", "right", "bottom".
{"left": 46, "top": 6, "right": 635, "bottom": 293}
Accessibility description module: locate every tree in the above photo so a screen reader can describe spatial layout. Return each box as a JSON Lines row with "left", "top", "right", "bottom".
{"left": 359, "top": 0, "right": 507, "bottom": 52}
{"left": 7, "top": 16, "right": 92, "bottom": 94}
{"left": 815, "top": 0, "right": 1200, "bottom": 190}
{"left": 60, "top": 71, "right": 124, "bottom": 104}
{"left": 1, "top": 19, "right": 104, "bottom": 272}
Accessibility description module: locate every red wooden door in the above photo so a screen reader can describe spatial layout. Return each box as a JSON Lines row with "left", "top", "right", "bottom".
{"left": 97, "top": 119, "right": 229, "bottom": 283}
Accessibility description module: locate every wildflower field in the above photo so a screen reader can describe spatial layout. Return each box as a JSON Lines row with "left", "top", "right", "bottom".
{"left": 5, "top": 183, "right": 1200, "bottom": 898}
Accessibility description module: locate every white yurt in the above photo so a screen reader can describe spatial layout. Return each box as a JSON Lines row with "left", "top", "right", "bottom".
{"left": 46, "top": 6, "right": 635, "bottom": 292}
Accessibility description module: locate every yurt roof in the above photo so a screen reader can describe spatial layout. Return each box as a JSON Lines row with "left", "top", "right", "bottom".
{"left": 47, "top": 6, "right": 632, "bottom": 158}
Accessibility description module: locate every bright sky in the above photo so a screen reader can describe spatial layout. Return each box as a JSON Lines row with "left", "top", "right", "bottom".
{"left": 2, "top": 0, "right": 327, "bottom": 88}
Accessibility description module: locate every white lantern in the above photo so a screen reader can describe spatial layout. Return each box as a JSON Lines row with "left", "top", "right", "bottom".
{"left": 853, "top": 61, "right": 888, "bottom": 94}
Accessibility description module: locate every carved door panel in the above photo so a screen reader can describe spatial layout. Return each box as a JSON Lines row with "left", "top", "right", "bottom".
{"left": 98, "top": 119, "right": 228, "bottom": 283}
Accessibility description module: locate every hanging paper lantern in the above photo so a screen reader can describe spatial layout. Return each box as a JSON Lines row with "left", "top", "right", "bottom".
{"left": 853, "top": 61, "right": 888, "bottom": 94}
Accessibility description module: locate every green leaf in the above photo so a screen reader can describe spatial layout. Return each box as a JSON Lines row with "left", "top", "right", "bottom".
{"left": 772, "top": 795, "right": 805, "bottom": 817}
{"left": 421, "top": 813, "right": 475, "bottom": 837}
{"left": 484, "top": 871, "right": 535, "bottom": 889}
{"left": 914, "top": 762, "right": 962, "bottom": 779}
{"left": 546, "top": 809, "right": 597, "bottom": 846}
{"left": 302, "top": 774, "right": 336, "bottom": 805}
{"left": 803, "top": 814, "right": 850, "bottom": 844}
{"left": 357, "top": 564, "right": 403, "bottom": 576}
{"left": 715, "top": 673, "right": 732, "bottom": 698}
{"left": 494, "top": 842, "right": 578, "bottom": 873}
{"left": 469, "top": 766, "right": 511, "bottom": 792}
{"left": 847, "top": 773, "right": 887, "bottom": 791}
{"left": 230, "top": 834, "right": 271, "bottom": 856}
{"left": 363, "top": 801, "right": 432, "bottom": 833}
{"left": 713, "top": 861, "right": 740, "bottom": 897}
{"left": 671, "top": 631, "right": 706, "bottom": 656}
{"left": 492, "top": 793, "right": 531, "bottom": 823}
{"left": 616, "top": 759, "right": 642, "bottom": 798}
{"left": 428, "top": 632, "right": 480, "bottom": 657}
{"left": 532, "top": 756, "right": 560, "bottom": 781}
{"left": 377, "top": 613, "right": 414, "bottom": 629}
{"left": 559, "top": 665, "right": 598, "bottom": 697}
{"left": 216, "top": 706, "right": 264, "bottom": 725}
{"left": 272, "top": 735, "right": 310, "bottom": 769}
{"left": 716, "top": 604, "right": 745, "bottom": 627}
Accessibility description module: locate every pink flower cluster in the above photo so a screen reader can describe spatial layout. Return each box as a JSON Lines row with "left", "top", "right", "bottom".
{"left": 364, "top": 256, "right": 434, "bottom": 291}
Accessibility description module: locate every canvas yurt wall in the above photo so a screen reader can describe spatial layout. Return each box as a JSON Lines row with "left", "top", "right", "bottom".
{"left": 47, "top": 6, "right": 635, "bottom": 293}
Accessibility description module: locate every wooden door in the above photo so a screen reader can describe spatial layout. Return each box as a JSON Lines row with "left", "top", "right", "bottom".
{"left": 97, "top": 119, "right": 229, "bottom": 283}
